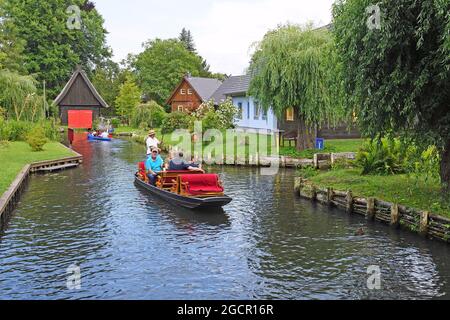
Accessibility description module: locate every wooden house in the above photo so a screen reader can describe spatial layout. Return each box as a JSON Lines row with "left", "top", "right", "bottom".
{"left": 54, "top": 66, "right": 109, "bottom": 128}
{"left": 166, "top": 75, "right": 222, "bottom": 113}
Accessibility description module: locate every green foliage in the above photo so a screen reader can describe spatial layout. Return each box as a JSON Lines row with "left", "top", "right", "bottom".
{"left": 0, "top": 0, "right": 25, "bottom": 73}
{"left": 296, "top": 165, "right": 319, "bottom": 179}
{"left": 131, "top": 101, "right": 167, "bottom": 129}
{"left": 161, "top": 112, "right": 193, "bottom": 134}
{"left": 133, "top": 38, "right": 207, "bottom": 106}
{"left": 0, "top": 119, "right": 59, "bottom": 141}
{"left": 356, "top": 139, "right": 410, "bottom": 175}
{"left": 26, "top": 126, "right": 47, "bottom": 151}
{"left": 111, "top": 118, "right": 121, "bottom": 128}
{"left": 332, "top": 0, "right": 450, "bottom": 189}
{"left": 0, "top": 0, "right": 111, "bottom": 98}
{"left": 248, "top": 23, "right": 346, "bottom": 127}
{"left": 191, "top": 98, "right": 239, "bottom": 131}
{"left": 0, "top": 69, "right": 45, "bottom": 121}
{"left": 179, "top": 28, "right": 196, "bottom": 52}
{"left": 115, "top": 76, "right": 141, "bottom": 123}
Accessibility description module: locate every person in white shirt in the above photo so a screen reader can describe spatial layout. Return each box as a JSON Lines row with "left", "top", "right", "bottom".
{"left": 146, "top": 130, "right": 160, "bottom": 154}
{"left": 101, "top": 131, "right": 109, "bottom": 139}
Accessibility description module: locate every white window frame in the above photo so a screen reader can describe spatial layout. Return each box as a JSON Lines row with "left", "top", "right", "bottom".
{"left": 187, "top": 89, "right": 193, "bottom": 95}
{"left": 178, "top": 105, "right": 184, "bottom": 112}
{"left": 180, "top": 89, "right": 186, "bottom": 95}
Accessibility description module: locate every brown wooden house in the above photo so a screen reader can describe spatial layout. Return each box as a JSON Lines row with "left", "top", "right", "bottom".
{"left": 54, "top": 66, "right": 109, "bottom": 127}
{"left": 166, "top": 75, "right": 222, "bottom": 113}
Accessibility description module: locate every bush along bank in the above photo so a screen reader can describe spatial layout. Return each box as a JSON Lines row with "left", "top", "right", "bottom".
{"left": 295, "top": 178, "right": 450, "bottom": 243}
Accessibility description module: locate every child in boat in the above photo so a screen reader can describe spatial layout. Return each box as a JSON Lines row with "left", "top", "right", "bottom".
{"left": 145, "top": 148, "right": 164, "bottom": 185}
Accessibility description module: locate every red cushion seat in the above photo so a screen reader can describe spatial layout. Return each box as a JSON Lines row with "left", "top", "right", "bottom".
{"left": 179, "top": 174, "right": 224, "bottom": 195}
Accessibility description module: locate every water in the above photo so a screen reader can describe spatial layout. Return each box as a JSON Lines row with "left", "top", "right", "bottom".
{"left": 0, "top": 135, "right": 449, "bottom": 299}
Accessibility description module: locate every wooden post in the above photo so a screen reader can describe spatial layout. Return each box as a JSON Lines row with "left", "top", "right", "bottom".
{"left": 420, "top": 211, "right": 429, "bottom": 235}
{"left": 345, "top": 191, "right": 353, "bottom": 213}
{"left": 327, "top": 187, "right": 333, "bottom": 206}
{"left": 311, "top": 185, "right": 317, "bottom": 201}
{"left": 313, "top": 154, "right": 319, "bottom": 169}
{"left": 390, "top": 204, "right": 400, "bottom": 228}
{"left": 366, "top": 197, "right": 375, "bottom": 220}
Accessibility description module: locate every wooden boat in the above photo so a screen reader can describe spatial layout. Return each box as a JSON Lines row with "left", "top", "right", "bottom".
{"left": 87, "top": 134, "right": 112, "bottom": 142}
{"left": 134, "top": 164, "right": 232, "bottom": 209}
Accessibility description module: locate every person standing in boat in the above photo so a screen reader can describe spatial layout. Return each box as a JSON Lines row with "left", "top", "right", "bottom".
{"left": 145, "top": 130, "right": 160, "bottom": 155}
{"left": 145, "top": 148, "right": 164, "bottom": 185}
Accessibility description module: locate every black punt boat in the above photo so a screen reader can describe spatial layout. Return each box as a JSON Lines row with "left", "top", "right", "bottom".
{"left": 134, "top": 176, "right": 232, "bottom": 210}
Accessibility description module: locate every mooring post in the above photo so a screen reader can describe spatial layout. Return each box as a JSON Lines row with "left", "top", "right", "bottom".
{"left": 327, "top": 187, "right": 333, "bottom": 206}
{"left": 420, "top": 211, "right": 429, "bottom": 236}
{"left": 366, "top": 197, "right": 375, "bottom": 220}
{"left": 313, "top": 154, "right": 319, "bottom": 169}
{"left": 390, "top": 204, "right": 400, "bottom": 228}
{"left": 345, "top": 191, "right": 353, "bottom": 213}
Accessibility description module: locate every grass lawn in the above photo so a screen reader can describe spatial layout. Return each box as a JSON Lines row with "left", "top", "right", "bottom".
{"left": 309, "top": 168, "right": 450, "bottom": 217}
{"left": 0, "top": 141, "right": 76, "bottom": 195}
{"left": 280, "top": 139, "right": 364, "bottom": 159}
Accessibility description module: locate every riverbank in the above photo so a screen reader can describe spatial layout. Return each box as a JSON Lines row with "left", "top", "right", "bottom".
{"left": 0, "top": 142, "right": 77, "bottom": 195}
{"left": 113, "top": 126, "right": 363, "bottom": 160}
{"left": 308, "top": 168, "right": 450, "bottom": 218}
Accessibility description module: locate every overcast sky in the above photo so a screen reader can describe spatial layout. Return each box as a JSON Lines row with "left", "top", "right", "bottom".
{"left": 95, "top": 0, "right": 334, "bottom": 75}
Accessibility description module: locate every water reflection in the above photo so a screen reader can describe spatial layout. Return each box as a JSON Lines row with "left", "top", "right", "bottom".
{"left": 0, "top": 135, "right": 449, "bottom": 299}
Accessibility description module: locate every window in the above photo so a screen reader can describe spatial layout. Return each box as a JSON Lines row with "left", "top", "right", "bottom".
{"left": 177, "top": 105, "right": 184, "bottom": 112}
{"left": 237, "top": 102, "right": 243, "bottom": 119}
{"left": 262, "top": 109, "right": 268, "bottom": 121}
{"left": 247, "top": 102, "right": 250, "bottom": 119}
{"left": 254, "top": 102, "right": 260, "bottom": 120}
{"left": 187, "top": 89, "right": 193, "bottom": 95}
{"left": 180, "top": 89, "right": 186, "bottom": 95}
{"left": 286, "top": 107, "right": 294, "bottom": 121}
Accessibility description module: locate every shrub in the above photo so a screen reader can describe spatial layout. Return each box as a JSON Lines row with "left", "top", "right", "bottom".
{"left": 296, "top": 165, "right": 319, "bottom": 178}
{"left": 111, "top": 118, "right": 121, "bottom": 128}
{"left": 192, "top": 98, "right": 239, "bottom": 131}
{"left": 161, "top": 112, "right": 193, "bottom": 134}
{"left": 131, "top": 101, "right": 167, "bottom": 129}
{"left": 26, "top": 127, "right": 47, "bottom": 151}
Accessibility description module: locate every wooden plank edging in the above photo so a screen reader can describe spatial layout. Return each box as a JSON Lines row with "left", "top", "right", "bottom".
{"left": 296, "top": 177, "right": 450, "bottom": 244}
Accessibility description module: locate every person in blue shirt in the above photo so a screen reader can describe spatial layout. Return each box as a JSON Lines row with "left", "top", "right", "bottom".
{"left": 145, "top": 148, "right": 164, "bottom": 185}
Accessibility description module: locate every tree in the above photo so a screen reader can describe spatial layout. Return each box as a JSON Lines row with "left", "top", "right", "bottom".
{"left": 115, "top": 76, "right": 141, "bottom": 124}
{"left": 248, "top": 24, "right": 345, "bottom": 151}
{"left": 0, "top": 0, "right": 25, "bottom": 73}
{"left": 134, "top": 38, "right": 206, "bottom": 107}
{"left": 179, "top": 28, "right": 196, "bottom": 52}
{"left": 0, "top": 0, "right": 111, "bottom": 98}
{"left": 332, "top": 0, "right": 450, "bottom": 193}
{"left": 0, "top": 69, "right": 44, "bottom": 121}
{"left": 131, "top": 101, "right": 167, "bottom": 129}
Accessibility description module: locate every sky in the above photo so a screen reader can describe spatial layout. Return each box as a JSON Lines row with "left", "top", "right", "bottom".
{"left": 95, "top": 0, "right": 334, "bottom": 75}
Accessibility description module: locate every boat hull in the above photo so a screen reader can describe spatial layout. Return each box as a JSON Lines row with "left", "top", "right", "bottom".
{"left": 134, "top": 177, "right": 232, "bottom": 209}
{"left": 88, "top": 135, "right": 112, "bottom": 142}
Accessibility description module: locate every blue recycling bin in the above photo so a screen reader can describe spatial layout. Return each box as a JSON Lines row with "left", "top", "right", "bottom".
{"left": 315, "top": 138, "right": 325, "bottom": 150}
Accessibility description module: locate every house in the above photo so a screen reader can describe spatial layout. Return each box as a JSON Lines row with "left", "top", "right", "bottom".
{"left": 54, "top": 66, "right": 109, "bottom": 128}
{"left": 212, "top": 75, "right": 278, "bottom": 132}
{"left": 166, "top": 74, "right": 223, "bottom": 113}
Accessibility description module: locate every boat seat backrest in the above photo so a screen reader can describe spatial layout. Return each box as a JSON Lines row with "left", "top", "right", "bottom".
{"left": 178, "top": 174, "right": 224, "bottom": 196}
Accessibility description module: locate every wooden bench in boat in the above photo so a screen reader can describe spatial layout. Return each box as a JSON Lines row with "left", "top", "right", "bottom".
{"left": 178, "top": 174, "right": 225, "bottom": 198}
{"left": 156, "top": 170, "right": 203, "bottom": 191}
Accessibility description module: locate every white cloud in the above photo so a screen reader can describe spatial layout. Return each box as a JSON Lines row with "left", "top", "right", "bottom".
{"left": 96, "top": 0, "right": 334, "bottom": 74}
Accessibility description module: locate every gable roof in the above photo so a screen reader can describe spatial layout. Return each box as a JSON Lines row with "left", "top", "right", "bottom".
{"left": 185, "top": 76, "right": 223, "bottom": 102}
{"left": 166, "top": 76, "right": 223, "bottom": 105}
{"left": 54, "top": 66, "right": 109, "bottom": 108}
{"left": 211, "top": 74, "right": 252, "bottom": 104}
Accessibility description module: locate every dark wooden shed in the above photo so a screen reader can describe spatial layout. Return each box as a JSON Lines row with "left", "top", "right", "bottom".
{"left": 54, "top": 66, "right": 109, "bottom": 127}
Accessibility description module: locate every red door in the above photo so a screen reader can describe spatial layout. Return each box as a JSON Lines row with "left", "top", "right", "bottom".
{"left": 68, "top": 110, "right": 93, "bottom": 129}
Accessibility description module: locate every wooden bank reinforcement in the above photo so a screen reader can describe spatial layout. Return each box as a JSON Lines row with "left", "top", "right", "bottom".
{"left": 295, "top": 178, "right": 450, "bottom": 244}
{"left": 0, "top": 146, "right": 83, "bottom": 228}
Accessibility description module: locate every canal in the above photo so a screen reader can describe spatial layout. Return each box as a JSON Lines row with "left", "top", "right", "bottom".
{"left": 0, "top": 136, "right": 449, "bottom": 299}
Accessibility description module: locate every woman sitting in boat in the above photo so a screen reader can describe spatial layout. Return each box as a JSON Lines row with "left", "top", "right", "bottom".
{"left": 145, "top": 148, "right": 164, "bottom": 185}
{"left": 168, "top": 152, "right": 204, "bottom": 173}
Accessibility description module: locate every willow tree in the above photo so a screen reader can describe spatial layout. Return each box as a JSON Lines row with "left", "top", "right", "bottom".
{"left": 333, "top": 0, "right": 450, "bottom": 193}
{"left": 248, "top": 24, "right": 345, "bottom": 151}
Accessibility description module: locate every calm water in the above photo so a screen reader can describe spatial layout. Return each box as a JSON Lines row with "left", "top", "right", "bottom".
{"left": 0, "top": 135, "right": 449, "bottom": 300}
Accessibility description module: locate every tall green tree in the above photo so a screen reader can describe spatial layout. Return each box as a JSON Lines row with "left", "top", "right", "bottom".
{"left": 0, "top": 0, "right": 111, "bottom": 97}
{"left": 249, "top": 24, "right": 345, "bottom": 150}
{"left": 179, "top": 28, "right": 196, "bottom": 52}
{"left": 115, "top": 75, "right": 141, "bottom": 124}
{"left": 0, "top": 0, "right": 25, "bottom": 73}
{"left": 332, "top": 0, "right": 450, "bottom": 192}
{"left": 134, "top": 38, "right": 206, "bottom": 107}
